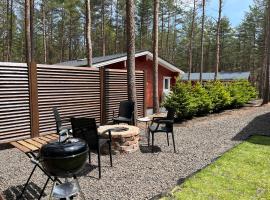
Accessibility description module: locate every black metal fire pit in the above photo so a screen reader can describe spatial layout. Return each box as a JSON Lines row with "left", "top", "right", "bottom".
{"left": 39, "top": 138, "right": 88, "bottom": 178}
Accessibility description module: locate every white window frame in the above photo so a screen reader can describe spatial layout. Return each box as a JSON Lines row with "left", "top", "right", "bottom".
{"left": 163, "top": 76, "right": 171, "bottom": 93}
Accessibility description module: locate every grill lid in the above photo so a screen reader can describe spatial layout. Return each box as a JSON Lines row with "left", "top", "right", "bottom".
{"left": 40, "top": 138, "right": 88, "bottom": 158}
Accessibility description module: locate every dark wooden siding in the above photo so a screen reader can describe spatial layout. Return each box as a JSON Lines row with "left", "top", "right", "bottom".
{"left": 37, "top": 65, "right": 101, "bottom": 134}
{"left": 0, "top": 63, "right": 31, "bottom": 141}
{"left": 0, "top": 63, "right": 145, "bottom": 142}
{"left": 105, "top": 69, "right": 144, "bottom": 123}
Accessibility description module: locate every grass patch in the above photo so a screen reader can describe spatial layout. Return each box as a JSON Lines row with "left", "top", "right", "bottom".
{"left": 163, "top": 136, "right": 270, "bottom": 200}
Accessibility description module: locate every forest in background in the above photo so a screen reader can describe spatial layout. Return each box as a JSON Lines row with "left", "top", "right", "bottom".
{"left": 0, "top": 0, "right": 267, "bottom": 82}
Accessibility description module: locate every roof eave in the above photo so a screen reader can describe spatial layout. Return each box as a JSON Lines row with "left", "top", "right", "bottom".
{"left": 92, "top": 51, "right": 184, "bottom": 74}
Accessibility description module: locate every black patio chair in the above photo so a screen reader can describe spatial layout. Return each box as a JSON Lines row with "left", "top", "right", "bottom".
{"left": 113, "top": 100, "right": 134, "bottom": 125}
{"left": 71, "top": 117, "right": 113, "bottom": 179}
{"left": 148, "top": 108, "right": 176, "bottom": 153}
{"left": 52, "top": 107, "right": 72, "bottom": 136}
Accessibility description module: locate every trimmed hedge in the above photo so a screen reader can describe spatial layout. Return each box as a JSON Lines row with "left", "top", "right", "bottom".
{"left": 162, "top": 80, "right": 257, "bottom": 120}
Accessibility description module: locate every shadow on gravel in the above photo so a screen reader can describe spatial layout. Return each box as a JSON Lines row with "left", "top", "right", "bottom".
{"left": 3, "top": 182, "right": 45, "bottom": 200}
{"left": 232, "top": 112, "right": 270, "bottom": 142}
{"left": 139, "top": 145, "right": 161, "bottom": 154}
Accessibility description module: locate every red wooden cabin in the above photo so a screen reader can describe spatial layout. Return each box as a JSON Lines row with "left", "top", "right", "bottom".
{"left": 56, "top": 51, "right": 184, "bottom": 114}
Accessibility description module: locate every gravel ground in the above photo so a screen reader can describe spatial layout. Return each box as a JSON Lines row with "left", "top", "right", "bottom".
{"left": 1, "top": 104, "right": 270, "bottom": 200}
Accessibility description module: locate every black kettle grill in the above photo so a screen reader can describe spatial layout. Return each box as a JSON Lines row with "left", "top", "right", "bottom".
{"left": 39, "top": 138, "right": 88, "bottom": 178}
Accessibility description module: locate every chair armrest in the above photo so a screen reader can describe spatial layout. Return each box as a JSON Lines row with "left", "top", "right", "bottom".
{"left": 113, "top": 110, "right": 117, "bottom": 118}
{"left": 100, "top": 129, "right": 112, "bottom": 141}
{"left": 157, "top": 119, "right": 174, "bottom": 124}
{"left": 152, "top": 117, "right": 165, "bottom": 123}
{"left": 61, "top": 118, "right": 71, "bottom": 123}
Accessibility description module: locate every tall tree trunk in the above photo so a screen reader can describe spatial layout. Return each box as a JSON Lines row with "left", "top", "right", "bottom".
{"left": 41, "top": 1, "right": 47, "bottom": 63}
{"left": 263, "top": 0, "right": 270, "bottom": 104}
{"left": 115, "top": 0, "right": 119, "bottom": 53}
{"left": 126, "top": 0, "right": 137, "bottom": 122}
{"left": 86, "top": 0, "right": 92, "bottom": 66}
{"left": 153, "top": 0, "right": 160, "bottom": 113}
{"left": 25, "top": 0, "right": 32, "bottom": 64}
{"left": 166, "top": 11, "right": 171, "bottom": 58}
{"left": 30, "top": 0, "right": 34, "bottom": 60}
{"left": 60, "top": 9, "right": 65, "bottom": 62}
{"left": 5, "top": 0, "right": 10, "bottom": 61}
{"left": 188, "top": 0, "right": 196, "bottom": 80}
{"left": 139, "top": 0, "right": 145, "bottom": 49}
{"left": 160, "top": 6, "right": 164, "bottom": 53}
{"left": 8, "top": 0, "right": 13, "bottom": 61}
{"left": 68, "top": 17, "right": 72, "bottom": 60}
{"left": 214, "top": 0, "right": 222, "bottom": 80}
{"left": 172, "top": 13, "right": 177, "bottom": 63}
{"left": 199, "top": 0, "right": 206, "bottom": 83}
{"left": 101, "top": 0, "right": 106, "bottom": 56}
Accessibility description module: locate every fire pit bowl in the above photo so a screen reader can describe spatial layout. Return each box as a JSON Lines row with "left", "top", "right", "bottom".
{"left": 39, "top": 138, "right": 88, "bottom": 178}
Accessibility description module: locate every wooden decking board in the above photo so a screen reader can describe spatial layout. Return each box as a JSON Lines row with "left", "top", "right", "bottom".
{"left": 17, "top": 141, "right": 39, "bottom": 151}
{"left": 24, "top": 139, "right": 43, "bottom": 148}
{"left": 38, "top": 136, "right": 51, "bottom": 142}
{"left": 45, "top": 135, "right": 57, "bottom": 140}
{"left": 32, "top": 137, "right": 47, "bottom": 145}
{"left": 10, "top": 141, "right": 30, "bottom": 153}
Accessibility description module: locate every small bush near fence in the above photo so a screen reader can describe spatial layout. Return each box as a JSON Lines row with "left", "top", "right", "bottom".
{"left": 162, "top": 80, "right": 257, "bottom": 120}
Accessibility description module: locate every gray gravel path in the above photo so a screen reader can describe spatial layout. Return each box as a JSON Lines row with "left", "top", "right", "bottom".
{"left": 1, "top": 105, "right": 270, "bottom": 200}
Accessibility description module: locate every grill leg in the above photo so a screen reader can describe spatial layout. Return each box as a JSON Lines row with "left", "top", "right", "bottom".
{"left": 18, "top": 164, "right": 38, "bottom": 199}
{"left": 38, "top": 177, "right": 50, "bottom": 200}
{"left": 74, "top": 176, "right": 86, "bottom": 200}
{"left": 48, "top": 178, "right": 57, "bottom": 200}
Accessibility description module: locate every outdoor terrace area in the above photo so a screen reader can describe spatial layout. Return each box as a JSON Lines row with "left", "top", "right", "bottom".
{"left": 1, "top": 103, "right": 270, "bottom": 199}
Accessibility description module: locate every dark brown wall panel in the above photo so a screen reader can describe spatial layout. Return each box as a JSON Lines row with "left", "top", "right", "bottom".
{"left": 0, "top": 63, "right": 31, "bottom": 141}
{"left": 37, "top": 65, "right": 101, "bottom": 134}
{"left": 105, "top": 69, "right": 145, "bottom": 123}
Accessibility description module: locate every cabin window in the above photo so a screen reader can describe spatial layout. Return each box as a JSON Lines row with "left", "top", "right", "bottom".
{"left": 163, "top": 77, "right": 171, "bottom": 93}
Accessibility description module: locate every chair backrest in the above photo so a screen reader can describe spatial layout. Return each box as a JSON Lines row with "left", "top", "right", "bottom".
{"left": 53, "top": 107, "right": 62, "bottom": 133}
{"left": 118, "top": 100, "right": 134, "bottom": 119}
{"left": 166, "top": 108, "right": 175, "bottom": 120}
{"left": 166, "top": 108, "right": 175, "bottom": 130}
{"left": 71, "top": 117, "right": 99, "bottom": 150}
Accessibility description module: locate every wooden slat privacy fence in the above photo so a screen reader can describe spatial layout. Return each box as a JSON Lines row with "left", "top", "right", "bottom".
{"left": 105, "top": 69, "right": 145, "bottom": 123}
{"left": 0, "top": 63, "right": 31, "bottom": 141}
{"left": 0, "top": 62, "right": 145, "bottom": 142}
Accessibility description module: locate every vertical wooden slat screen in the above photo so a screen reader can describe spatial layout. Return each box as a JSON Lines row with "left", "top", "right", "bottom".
{"left": 0, "top": 63, "right": 145, "bottom": 142}
{"left": 0, "top": 63, "right": 31, "bottom": 141}
{"left": 105, "top": 69, "right": 145, "bottom": 123}
{"left": 37, "top": 65, "right": 101, "bottom": 134}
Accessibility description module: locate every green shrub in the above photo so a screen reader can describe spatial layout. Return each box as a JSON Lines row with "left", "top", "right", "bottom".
{"left": 162, "top": 81, "right": 198, "bottom": 119}
{"left": 162, "top": 79, "right": 257, "bottom": 120}
{"left": 228, "top": 80, "right": 258, "bottom": 108}
{"left": 192, "top": 82, "right": 213, "bottom": 115}
{"left": 204, "top": 81, "right": 232, "bottom": 112}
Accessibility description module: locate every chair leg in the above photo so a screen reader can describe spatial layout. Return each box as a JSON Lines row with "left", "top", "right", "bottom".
{"left": 171, "top": 131, "right": 176, "bottom": 153}
{"left": 151, "top": 132, "right": 155, "bottom": 153}
{"left": 108, "top": 142, "right": 113, "bottom": 167}
{"left": 147, "top": 129, "right": 150, "bottom": 147}
{"left": 166, "top": 132, "right": 170, "bottom": 146}
{"left": 88, "top": 150, "right": 91, "bottom": 164}
{"left": 97, "top": 147, "right": 101, "bottom": 179}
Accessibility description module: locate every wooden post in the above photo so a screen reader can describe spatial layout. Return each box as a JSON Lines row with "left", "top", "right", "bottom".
{"left": 100, "top": 67, "right": 106, "bottom": 125}
{"left": 144, "top": 70, "right": 147, "bottom": 117}
{"left": 28, "top": 61, "right": 39, "bottom": 137}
